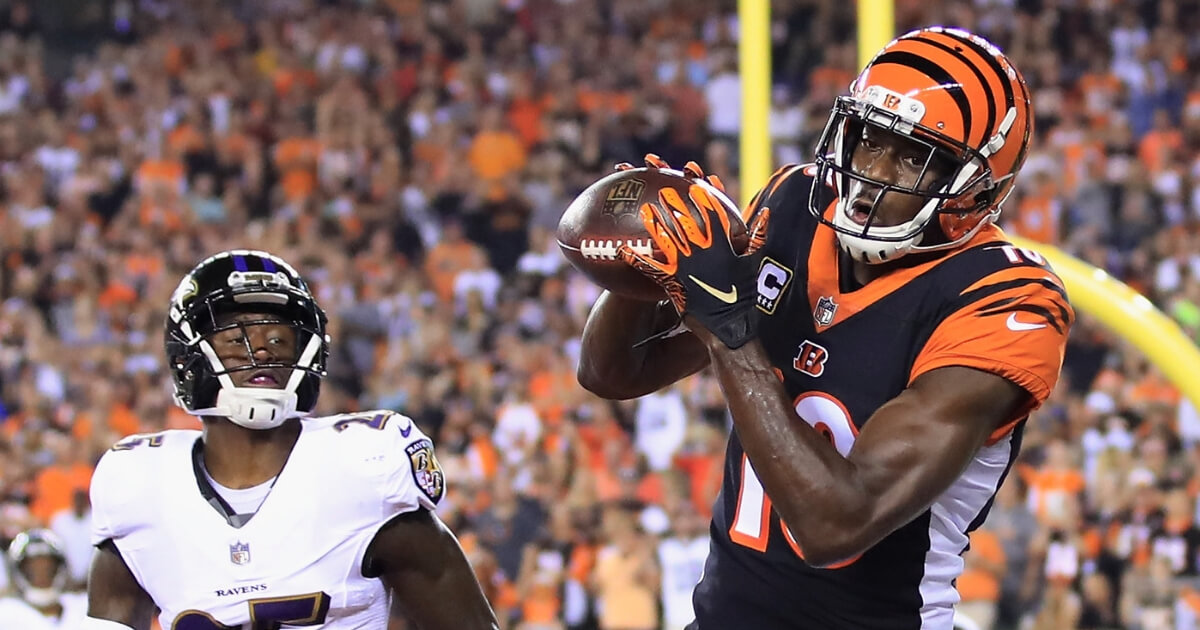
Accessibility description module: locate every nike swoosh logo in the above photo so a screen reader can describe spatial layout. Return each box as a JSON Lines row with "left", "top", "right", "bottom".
{"left": 688, "top": 275, "right": 738, "bottom": 303}
{"left": 399, "top": 420, "right": 413, "bottom": 437}
{"left": 1006, "top": 313, "right": 1046, "bottom": 331}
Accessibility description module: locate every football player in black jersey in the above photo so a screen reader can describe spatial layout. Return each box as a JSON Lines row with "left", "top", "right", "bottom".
{"left": 578, "top": 27, "right": 1072, "bottom": 629}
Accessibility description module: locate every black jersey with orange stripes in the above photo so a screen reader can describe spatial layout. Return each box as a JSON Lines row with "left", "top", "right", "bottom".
{"left": 688, "top": 164, "right": 1072, "bottom": 630}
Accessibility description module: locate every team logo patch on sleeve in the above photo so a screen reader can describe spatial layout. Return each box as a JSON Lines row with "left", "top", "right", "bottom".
{"left": 405, "top": 439, "right": 445, "bottom": 504}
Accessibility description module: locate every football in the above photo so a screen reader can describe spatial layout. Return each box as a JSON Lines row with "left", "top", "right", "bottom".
{"left": 557, "top": 167, "right": 748, "bottom": 302}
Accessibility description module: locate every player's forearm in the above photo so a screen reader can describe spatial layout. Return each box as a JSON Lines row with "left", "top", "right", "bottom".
{"left": 577, "top": 291, "right": 708, "bottom": 399}
{"left": 705, "top": 339, "right": 875, "bottom": 566}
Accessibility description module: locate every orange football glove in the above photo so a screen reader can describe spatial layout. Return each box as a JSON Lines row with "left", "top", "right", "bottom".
{"left": 616, "top": 156, "right": 770, "bottom": 348}
{"left": 615, "top": 153, "right": 727, "bottom": 193}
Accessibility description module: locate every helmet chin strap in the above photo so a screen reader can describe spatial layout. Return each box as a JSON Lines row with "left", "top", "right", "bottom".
{"left": 21, "top": 586, "right": 63, "bottom": 608}
{"left": 213, "top": 387, "right": 301, "bottom": 430}
{"left": 830, "top": 188, "right": 931, "bottom": 264}
{"left": 195, "top": 333, "right": 323, "bottom": 430}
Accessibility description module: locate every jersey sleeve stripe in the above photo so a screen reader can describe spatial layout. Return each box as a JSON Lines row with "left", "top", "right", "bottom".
{"left": 958, "top": 266, "right": 1067, "bottom": 297}
{"left": 978, "top": 292, "right": 1074, "bottom": 329}
{"left": 964, "top": 284, "right": 1073, "bottom": 333}
{"left": 978, "top": 303, "right": 1065, "bottom": 334}
{"left": 954, "top": 277, "right": 1074, "bottom": 336}
{"left": 975, "top": 296, "right": 1019, "bottom": 312}
{"left": 958, "top": 277, "right": 1069, "bottom": 309}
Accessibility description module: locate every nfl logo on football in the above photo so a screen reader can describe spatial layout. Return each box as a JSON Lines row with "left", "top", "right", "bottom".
{"left": 813, "top": 296, "right": 838, "bottom": 327}
{"left": 230, "top": 541, "right": 251, "bottom": 565}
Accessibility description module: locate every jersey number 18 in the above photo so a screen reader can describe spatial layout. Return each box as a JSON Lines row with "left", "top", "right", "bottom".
{"left": 728, "top": 392, "right": 863, "bottom": 568}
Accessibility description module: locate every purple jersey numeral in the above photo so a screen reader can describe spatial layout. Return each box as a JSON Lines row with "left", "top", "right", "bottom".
{"left": 173, "top": 592, "right": 330, "bottom": 630}
{"left": 333, "top": 412, "right": 392, "bottom": 432}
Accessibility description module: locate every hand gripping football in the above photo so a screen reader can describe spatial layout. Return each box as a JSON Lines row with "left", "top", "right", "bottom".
{"left": 557, "top": 167, "right": 749, "bottom": 301}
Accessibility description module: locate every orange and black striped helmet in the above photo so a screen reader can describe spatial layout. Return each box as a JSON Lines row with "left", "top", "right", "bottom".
{"left": 811, "top": 27, "right": 1033, "bottom": 264}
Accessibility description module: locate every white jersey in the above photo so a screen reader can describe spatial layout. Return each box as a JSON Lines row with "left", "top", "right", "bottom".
{"left": 89, "top": 411, "right": 444, "bottom": 630}
{"left": 657, "top": 536, "right": 709, "bottom": 630}
{"left": 0, "top": 592, "right": 87, "bottom": 630}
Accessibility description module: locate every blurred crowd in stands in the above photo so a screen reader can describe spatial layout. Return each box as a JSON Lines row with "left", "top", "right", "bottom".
{"left": 1, "top": 0, "right": 1200, "bottom": 628}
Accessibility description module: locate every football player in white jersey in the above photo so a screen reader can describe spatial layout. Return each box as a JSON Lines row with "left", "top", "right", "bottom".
{"left": 0, "top": 529, "right": 87, "bottom": 630}
{"left": 84, "top": 250, "right": 499, "bottom": 630}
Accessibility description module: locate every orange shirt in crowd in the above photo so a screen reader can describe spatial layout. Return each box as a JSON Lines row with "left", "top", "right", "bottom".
{"left": 520, "top": 547, "right": 565, "bottom": 624}
{"left": 31, "top": 463, "right": 92, "bottom": 524}
{"left": 576, "top": 88, "right": 634, "bottom": 116}
{"left": 467, "top": 129, "right": 527, "bottom": 182}
{"left": 97, "top": 281, "right": 138, "bottom": 311}
{"left": 1012, "top": 194, "right": 1061, "bottom": 244}
{"left": 1181, "top": 588, "right": 1200, "bottom": 620}
{"left": 1022, "top": 465, "right": 1086, "bottom": 525}
{"left": 424, "top": 239, "right": 486, "bottom": 302}
{"left": 1137, "top": 128, "right": 1183, "bottom": 175}
{"left": 1128, "top": 372, "right": 1181, "bottom": 409}
{"left": 528, "top": 368, "right": 574, "bottom": 426}
{"left": 507, "top": 94, "right": 549, "bottom": 148}
{"left": 107, "top": 403, "right": 140, "bottom": 438}
{"left": 594, "top": 547, "right": 658, "bottom": 630}
{"left": 466, "top": 435, "right": 500, "bottom": 482}
{"left": 167, "top": 124, "right": 205, "bottom": 156}
{"left": 273, "top": 136, "right": 321, "bottom": 201}
{"left": 521, "top": 582, "right": 560, "bottom": 625}
{"left": 674, "top": 451, "right": 723, "bottom": 519}
{"left": 1076, "top": 71, "right": 1122, "bottom": 126}
{"left": 125, "top": 252, "right": 164, "bottom": 281}
{"left": 135, "top": 159, "right": 186, "bottom": 197}
{"left": 272, "top": 67, "right": 317, "bottom": 97}
{"left": 166, "top": 406, "right": 201, "bottom": 430}
{"left": 137, "top": 198, "right": 185, "bottom": 231}
{"left": 957, "top": 528, "right": 1005, "bottom": 602}
{"left": 1052, "top": 128, "right": 1105, "bottom": 197}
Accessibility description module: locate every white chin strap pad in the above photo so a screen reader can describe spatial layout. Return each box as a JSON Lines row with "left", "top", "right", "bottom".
{"left": 22, "top": 586, "right": 62, "bottom": 608}
{"left": 214, "top": 387, "right": 300, "bottom": 430}
{"left": 830, "top": 197, "right": 927, "bottom": 264}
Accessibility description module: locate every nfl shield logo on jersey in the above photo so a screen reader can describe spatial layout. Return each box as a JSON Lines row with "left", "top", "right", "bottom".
{"left": 230, "top": 541, "right": 251, "bottom": 565}
{"left": 813, "top": 296, "right": 838, "bottom": 327}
